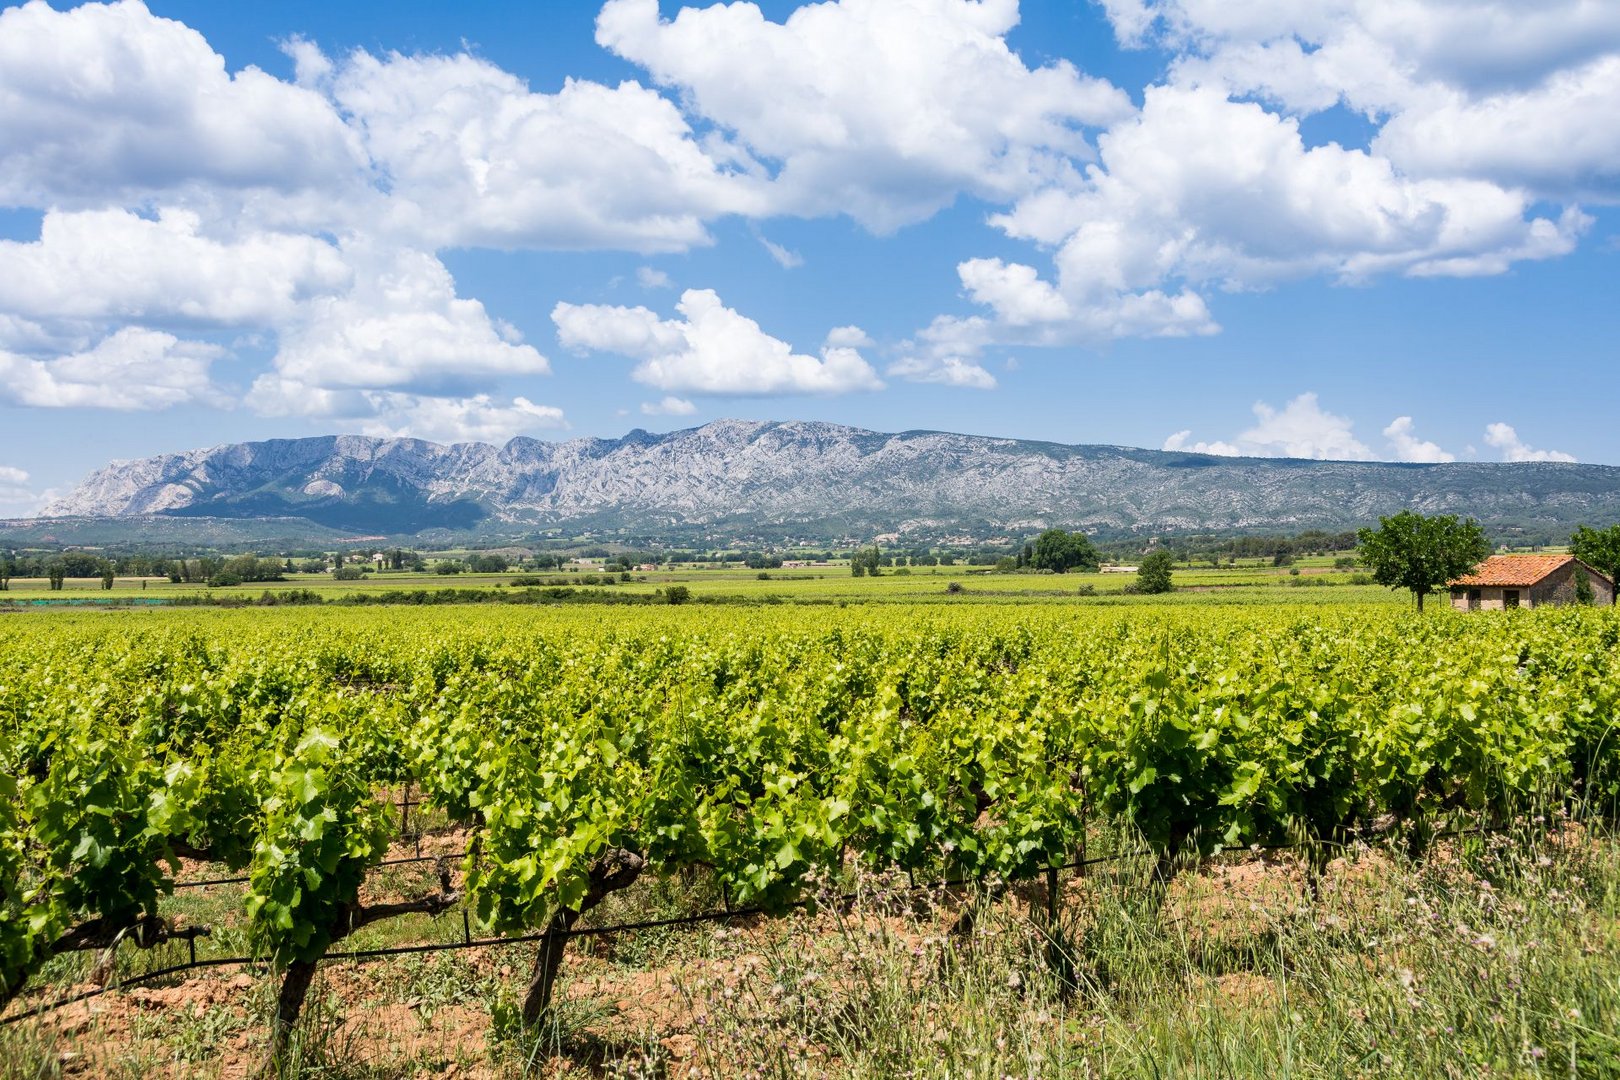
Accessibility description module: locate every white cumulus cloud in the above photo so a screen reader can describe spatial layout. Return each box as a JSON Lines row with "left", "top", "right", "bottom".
{"left": 636, "top": 266, "right": 673, "bottom": 289}
{"left": 890, "top": 315, "right": 1001, "bottom": 389}
{"left": 597, "top": 0, "right": 1133, "bottom": 231}
{"left": 1165, "top": 392, "right": 1374, "bottom": 461}
{"left": 247, "top": 381, "right": 565, "bottom": 444}
{"left": 264, "top": 244, "right": 549, "bottom": 395}
{"left": 355, "top": 393, "right": 566, "bottom": 444}
{"left": 0, "top": 208, "right": 350, "bottom": 326}
{"left": 1162, "top": 430, "right": 1241, "bottom": 456}
{"left": 0, "top": 0, "right": 362, "bottom": 209}
{"left": 640, "top": 395, "right": 697, "bottom": 416}
{"left": 1107, "top": 0, "right": 1620, "bottom": 203}
{"left": 553, "top": 288, "right": 883, "bottom": 395}
{"left": 1383, "top": 416, "right": 1454, "bottom": 463}
{"left": 887, "top": 354, "right": 998, "bottom": 390}
{"left": 0, "top": 328, "right": 227, "bottom": 410}
{"left": 0, "top": 464, "right": 37, "bottom": 513}
{"left": 930, "top": 1, "right": 1604, "bottom": 354}
{"left": 824, "top": 325, "right": 874, "bottom": 349}
{"left": 993, "top": 85, "right": 1583, "bottom": 295}
{"left": 326, "top": 48, "right": 763, "bottom": 252}
{"left": 1483, "top": 422, "right": 1577, "bottom": 463}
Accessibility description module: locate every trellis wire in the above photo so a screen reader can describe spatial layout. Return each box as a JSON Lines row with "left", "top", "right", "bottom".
{"left": 5, "top": 822, "right": 1512, "bottom": 1027}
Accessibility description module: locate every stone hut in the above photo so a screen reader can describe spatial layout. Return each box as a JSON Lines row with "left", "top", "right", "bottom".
{"left": 1448, "top": 554, "right": 1614, "bottom": 611}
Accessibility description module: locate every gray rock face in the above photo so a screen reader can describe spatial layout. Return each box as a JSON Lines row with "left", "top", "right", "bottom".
{"left": 40, "top": 419, "right": 1620, "bottom": 538}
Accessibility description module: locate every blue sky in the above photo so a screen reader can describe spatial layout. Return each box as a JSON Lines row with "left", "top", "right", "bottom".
{"left": 1, "top": 0, "right": 1617, "bottom": 512}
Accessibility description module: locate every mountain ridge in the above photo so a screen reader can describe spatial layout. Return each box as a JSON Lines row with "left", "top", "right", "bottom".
{"left": 36, "top": 419, "right": 1620, "bottom": 541}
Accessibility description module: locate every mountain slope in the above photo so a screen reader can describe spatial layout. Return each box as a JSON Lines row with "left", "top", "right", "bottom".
{"left": 39, "top": 419, "right": 1620, "bottom": 539}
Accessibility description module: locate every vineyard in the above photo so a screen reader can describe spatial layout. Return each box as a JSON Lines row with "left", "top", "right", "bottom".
{"left": 2, "top": 603, "right": 1619, "bottom": 1076}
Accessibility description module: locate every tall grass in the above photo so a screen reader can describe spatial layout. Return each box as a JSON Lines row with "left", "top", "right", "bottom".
{"left": 5, "top": 815, "right": 1615, "bottom": 1077}
{"left": 683, "top": 816, "right": 1620, "bottom": 1078}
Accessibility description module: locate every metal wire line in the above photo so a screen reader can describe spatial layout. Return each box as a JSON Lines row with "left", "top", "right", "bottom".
{"left": 2, "top": 847, "right": 1137, "bottom": 1026}
{"left": 4, "top": 822, "right": 1513, "bottom": 1026}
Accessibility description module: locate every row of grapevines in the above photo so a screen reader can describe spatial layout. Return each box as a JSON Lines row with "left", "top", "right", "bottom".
{"left": 3, "top": 604, "right": 1618, "bottom": 1041}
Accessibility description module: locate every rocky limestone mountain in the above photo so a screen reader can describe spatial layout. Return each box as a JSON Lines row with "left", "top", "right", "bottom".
{"left": 38, "top": 419, "right": 1620, "bottom": 540}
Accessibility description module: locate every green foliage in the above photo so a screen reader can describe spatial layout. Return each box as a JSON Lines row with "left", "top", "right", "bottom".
{"left": 1357, "top": 510, "right": 1491, "bottom": 610}
{"left": 850, "top": 546, "right": 883, "bottom": 578}
{"left": 1576, "top": 568, "right": 1596, "bottom": 605}
{"left": 245, "top": 729, "right": 390, "bottom": 967}
{"left": 1570, "top": 524, "right": 1620, "bottom": 605}
{"left": 5, "top": 603, "right": 1620, "bottom": 1019}
{"left": 1029, "top": 529, "right": 1100, "bottom": 574}
{"left": 25, "top": 735, "right": 172, "bottom": 928}
{"left": 218, "top": 555, "right": 286, "bottom": 583}
{"left": 1136, "top": 552, "right": 1174, "bottom": 594}
{"left": 54, "top": 553, "right": 108, "bottom": 578}
{"left": 0, "top": 766, "right": 61, "bottom": 1003}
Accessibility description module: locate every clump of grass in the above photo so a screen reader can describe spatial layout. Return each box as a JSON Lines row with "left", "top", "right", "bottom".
{"left": 258, "top": 976, "right": 391, "bottom": 1080}
{"left": 0, "top": 1024, "right": 68, "bottom": 1080}
{"left": 487, "top": 975, "right": 665, "bottom": 1077}
{"left": 358, "top": 950, "right": 494, "bottom": 1018}
{"left": 678, "top": 866, "right": 1081, "bottom": 1077}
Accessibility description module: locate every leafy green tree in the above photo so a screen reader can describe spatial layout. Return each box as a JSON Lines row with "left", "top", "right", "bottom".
{"left": 849, "top": 546, "right": 882, "bottom": 577}
{"left": 1029, "top": 529, "right": 1101, "bottom": 573}
{"left": 1570, "top": 524, "right": 1620, "bottom": 606}
{"left": 1136, "top": 551, "right": 1174, "bottom": 594}
{"left": 223, "top": 555, "right": 285, "bottom": 583}
{"left": 1357, "top": 510, "right": 1490, "bottom": 612}
{"left": 57, "top": 552, "right": 106, "bottom": 578}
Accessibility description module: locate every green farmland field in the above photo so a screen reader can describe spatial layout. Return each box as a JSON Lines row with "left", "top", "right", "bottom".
{"left": 0, "top": 557, "right": 1400, "bottom": 609}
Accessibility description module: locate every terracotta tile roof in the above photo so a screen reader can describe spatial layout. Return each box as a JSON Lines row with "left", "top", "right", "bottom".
{"left": 1450, "top": 554, "right": 1575, "bottom": 587}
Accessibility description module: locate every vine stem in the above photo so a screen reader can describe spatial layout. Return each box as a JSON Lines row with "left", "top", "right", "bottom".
{"left": 257, "top": 868, "right": 460, "bottom": 1077}
{"left": 520, "top": 848, "right": 645, "bottom": 1026}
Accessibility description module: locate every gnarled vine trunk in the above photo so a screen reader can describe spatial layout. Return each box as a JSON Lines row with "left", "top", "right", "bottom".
{"left": 256, "top": 867, "right": 459, "bottom": 1078}
{"left": 520, "top": 848, "right": 645, "bottom": 1026}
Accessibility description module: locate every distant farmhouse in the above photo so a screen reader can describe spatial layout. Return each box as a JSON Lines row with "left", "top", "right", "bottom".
{"left": 1448, "top": 554, "right": 1614, "bottom": 611}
